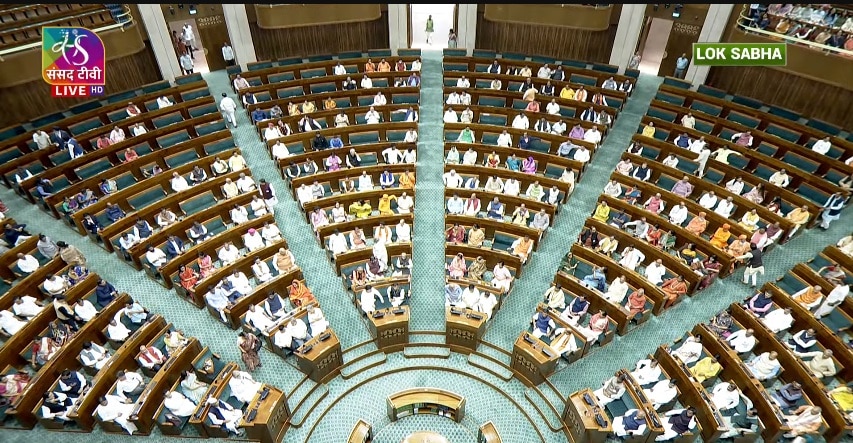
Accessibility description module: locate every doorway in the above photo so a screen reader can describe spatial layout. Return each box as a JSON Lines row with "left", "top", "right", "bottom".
{"left": 637, "top": 17, "right": 674, "bottom": 76}
{"left": 409, "top": 4, "right": 456, "bottom": 49}
{"left": 168, "top": 19, "right": 211, "bottom": 74}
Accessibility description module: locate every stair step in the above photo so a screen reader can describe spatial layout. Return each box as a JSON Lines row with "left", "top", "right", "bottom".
{"left": 475, "top": 343, "right": 513, "bottom": 367}
{"left": 403, "top": 345, "right": 451, "bottom": 359}
{"left": 524, "top": 387, "right": 565, "bottom": 432}
{"left": 340, "top": 350, "right": 387, "bottom": 379}
{"left": 467, "top": 353, "right": 513, "bottom": 381}
{"left": 286, "top": 375, "right": 318, "bottom": 409}
{"left": 289, "top": 383, "right": 329, "bottom": 427}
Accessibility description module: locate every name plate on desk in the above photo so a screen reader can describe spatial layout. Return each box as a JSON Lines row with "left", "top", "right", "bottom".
{"left": 368, "top": 306, "right": 410, "bottom": 352}
{"left": 295, "top": 329, "right": 343, "bottom": 383}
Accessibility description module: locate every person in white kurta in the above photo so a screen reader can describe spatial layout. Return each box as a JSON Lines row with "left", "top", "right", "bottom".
{"left": 475, "top": 292, "right": 498, "bottom": 319}
{"left": 668, "top": 203, "right": 688, "bottom": 226}
{"left": 228, "top": 371, "right": 262, "bottom": 404}
{"left": 164, "top": 390, "right": 198, "bottom": 417}
{"left": 96, "top": 394, "right": 138, "bottom": 435}
{"left": 815, "top": 284, "right": 850, "bottom": 318}
{"left": 12, "top": 296, "right": 42, "bottom": 319}
{"left": 544, "top": 284, "right": 566, "bottom": 310}
{"left": 726, "top": 329, "right": 757, "bottom": 353}
{"left": 328, "top": 231, "right": 348, "bottom": 256}
{"left": 107, "top": 319, "right": 131, "bottom": 342}
{"left": 74, "top": 299, "right": 98, "bottom": 322}
{"left": 0, "top": 310, "right": 27, "bottom": 336}
{"left": 395, "top": 220, "right": 411, "bottom": 243}
{"left": 372, "top": 239, "right": 389, "bottom": 269}
{"left": 306, "top": 306, "right": 329, "bottom": 336}
{"left": 670, "top": 336, "right": 703, "bottom": 364}
{"left": 744, "top": 351, "right": 781, "bottom": 380}
{"left": 244, "top": 304, "right": 274, "bottom": 332}
{"left": 761, "top": 308, "right": 794, "bottom": 333}
{"left": 710, "top": 382, "right": 740, "bottom": 413}
{"left": 604, "top": 276, "right": 630, "bottom": 304}
{"left": 360, "top": 286, "right": 383, "bottom": 314}
{"left": 619, "top": 247, "right": 646, "bottom": 272}
{"left": 631, "top": 359, "right": 662, "bottom": 386}
{"left": 594, "top": 374, "right": 626, "bottom": 406}
{"left": 644, "top": 260, "right": 666, "bottom": 285}
{"left": 643, "top": 379, "right": 678, "bottom": 410}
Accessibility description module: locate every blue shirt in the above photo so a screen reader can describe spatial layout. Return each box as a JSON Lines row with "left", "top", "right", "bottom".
{"left": 676, "top": 57, "right": 689, "bottom": 69}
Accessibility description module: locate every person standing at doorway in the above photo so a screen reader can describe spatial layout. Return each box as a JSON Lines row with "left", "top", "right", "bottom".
{"left": 628, "top": 52, "right": 641, "bottom": 70}
{"left": 674, "top": 53, "right": 690, "bottom": 78}
{"left": 222, "top": 42, "right": 236, "bottom": 66}
{"left": 448, "top": 29, "right": 458, "bottom": 48}
{"left": 182, "top": 24, "right": 196, "bottom": 59}
{"left": 425, "top": 15, "right": 434, "bottom": 45}
{"left": 179, "top": 52, "right": 194, "bottom": 75}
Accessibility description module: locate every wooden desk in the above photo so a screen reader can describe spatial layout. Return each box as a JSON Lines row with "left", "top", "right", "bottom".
{"left": 387, "top": 388, "right": 465, "bottom": 422}
{"left": 295, "top": 328, "right": 343, "bottom": 383}
{"left": 367, "top": 305, "right": 409, "bottom": 352}
{"left": 445, "top": 306, "right": 487, "bottom": 353}
{"left": 403, "top": 432, "right": 450, "bottom": 443}
{"left": 511, "top": 331, "right": 559, "bottom": 387}
{"left": 563, "top": 388, "right": 611, "bottom": 443}
{"left": 478, "top": 421, "right": 501, "bottom": 442}
{"left": 347, "top": 419, "right": 373, "bottom": 443}
{"left": 242, "top": 385, "right": 291, "bottom": 443}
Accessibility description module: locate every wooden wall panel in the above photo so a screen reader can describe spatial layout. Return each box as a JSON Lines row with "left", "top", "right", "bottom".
{"left": 254, "top": 4, "right": 382, "bottom": 29}
{"left": 0, "top": 46, "right": 162, "bottom": 128}
{"left": 706, "top": 66, "right": 853, "bottom": 129}
{"left": 249, "top": 13, "right": 389, "bottom": 60}
{"left": 483, "top": 4, "right": 614, "bottom": 31}
{"left": 475, "top": 11, "right": 617, "bottom": 63}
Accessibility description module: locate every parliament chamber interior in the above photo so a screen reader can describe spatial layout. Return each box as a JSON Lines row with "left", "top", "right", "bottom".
{"left": 1, "top": 3, "right": 852, "bottom": 443}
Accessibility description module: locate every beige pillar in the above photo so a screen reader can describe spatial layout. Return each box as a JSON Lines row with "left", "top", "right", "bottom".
{"left": 137, "top": 4, "right": 183, "bottom": 82}
{"left": 222, "top": 4, "right": 257, "bottom": 70}
{"left": 686, "top": 4, "right": 735, "bottom": 87}
{"left": 609, "top": 4, "right": 647, "bottom": 73}
{"left": 456, "top": 4, "right": 478, "bottom": 55}
{"left": 388, "top": 4, "right": 409, "bottom": 55}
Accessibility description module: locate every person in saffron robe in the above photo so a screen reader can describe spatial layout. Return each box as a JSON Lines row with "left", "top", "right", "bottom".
{"left": 792, "top": 285, "right": 823, "bottom": 310}
{"left": 784, "top": 205, "right": 810, "bottom": 238}
{"left": 709, "top": 223, "right": 732, "bottom": 249}
{"left": 625, "top": 289, "right": 647, "bottom": 321}
{"left": 592, "top": 201, "right": 610, "bottom": 222}
{"left": 287, "top": 280, "right": 315, "bottom": 307}
{"left": 179, "top": 265, "right": 199, "bottom": 291}
{"left": 685, "top": 212, "right": 707, "bottom": 236}
{"left": 447, "top": 253, "right": 467, "bottom": 279}
{"left": 399, "top": 170, "right": 415, "bottom": 189}
{"left": 646, "top": 225, "right": 663, "bottom": 248}
{"left": 725, "top": 235, "right": 751, "bottom": 259}
{"left": 662, "top": 276, "right": 687, "bottom": 308}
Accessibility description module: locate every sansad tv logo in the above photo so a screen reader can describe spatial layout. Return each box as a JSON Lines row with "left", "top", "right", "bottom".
{"left": 42, "top": 27, "right": 106, "bottom": 98}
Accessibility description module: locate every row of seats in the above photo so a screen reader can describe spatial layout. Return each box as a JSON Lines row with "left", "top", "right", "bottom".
{"left": 0, "top": 227, "right": 280, "bottom": 438}
{"left": 0, "top": 4, "right": 114, "bottom": 48}
{"left": 571, "top": 241, "right": 852, "bottom": 442}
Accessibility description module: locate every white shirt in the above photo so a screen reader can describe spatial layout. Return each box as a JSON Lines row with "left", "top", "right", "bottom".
{"left": 358, "top": 174, "right": 374, "bottom": 191}
{"left": 74, "top": 300, "right": 98, "bottom": 322}
{"left": 116, "top": 371, "right": 144, "bottom": 400}
{"left": 726, "top": 329, "right": 756, "bottom": 353}
{"left": 725, "top": 179, "right": 744, "bottom": 195}
{"left": 365, "top": 110, "right": 381, "bottom": 124}
{"left": 236, "top": 176, "right": 256, "bottom": 193}
{"left": 551, "top": 121, "right": 566, "bottom": 135}
{"left": 456, "top": 78, "right": 470, "bottom": 88}
{"left": 462, "top": 287, "right": 481, "bottom": 309}
{"left": 333, "top": 64, "right": 347, "bottom": 75}
{"left": 583, "top": 129, "right": 601, "bottom": 145}
{"left": 512, "top": 115, "right": 529, "bottom": 130}
{"left": 171, "top": 175, "right": 189, "bottom": 192}
{"left": 157, "top": 97, "right": 174, "bottom": 108}
{"left": 573, "top": 148, "right": 590, "bottom": 163}
{"left": 811, "top": 139, "right": 831, "bottom": 155}
{"left": 17, "top": 254, "right": 39, "bottom": 273}
{"left": 12, "top": 296, "right": 41, "bottom": 318}
{"left": 711, "top": 383, "right": 740, "bottom": 411}
{"left": 504, "top": 180, "right": 520, "bottom": 196}
{"left": 108, "top": 321, "right": 131, "bottom": 341}
{"left": 360, "top": 288, "right": 383, "bottom": 313}
{"left": 714, "top": 199, "right": 734, "bottom": 218}
{"left": 443, "top": 110, "right": 458, "bottom": 123}
{"left": 546, "top": 102, "right": 560, "bottom": 115}
{"left": 222, "top": 45, "right": 235, "bottom": 61}
{"left": 328, "top": 233, "right": 348, "bottom": 255}
{"left": 497, "top": 133, "right": 512, "bottom": 147}
{"left": 373, "top": 94, "right": 387, "bottom": 106}
{"left": 644, "top": 380, "right": 678, "bottom": 408}
{"left": 361, "top": 77, "right": 373, "bottom": 88}
{"left": 603, "top": 181, "right": 622, "bottom": 198}
{"left": 761, "top": 309, "right": 793, "bottom": 333}
{"left": 382, "top": 147, "right": 403, "bottom": 164}
{"left": 699, "top": 193, "right": 718, "bottom": 209}
{"left": 645, "top": 262, "right": 666, "bottom": 285}
{"left": 443, "top": 173, "right": 462, "bottom": 188}
{"left": 396, "top": 222, "right": 411, "bottom": 242}
{"left": 264, "top": 127, "right": 283, "bottom": 141}
{"left": 146, "top": 248, "right": 167, "bottom": 266}
{"left": 445, "top": 93, "right": 461, "bottom": 105}
{"left": 219, "top": 96, "right": 237, "bottom": 113}
{"left": 668, "top": 204, "right": 688, "bottom": 226}
{"left": 769, "top": 171, "right": 790, "bottom": 187}
{"left": 620, "top": 249, "right": 646, "bottom": 272}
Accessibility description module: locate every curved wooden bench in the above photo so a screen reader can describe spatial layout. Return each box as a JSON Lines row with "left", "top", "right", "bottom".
{"left": 445, "top": 103, "right": 609, "bottom": 138}
{"left": 445, "top": 188, "right": 556, "bottom": 230}
{"left": 278, "top": 141, "right": 416, "bottom": 182}
{"left": 387, "top": 388, "right": 465, "bottom": 422}
{"left": 443, "top": 122, "right": 597, "bottom": 159}
{"left": 445, "top": 214, "right": 542, "bottom": 251}
{"left": 443, "top": 87, "right": 616, "bottom": 124}
{"left": 347, "top": 418, "right": 373, "bottom": 443}
{"left": 254, "top": 103, "right": 419, "bottom": 137}
{"left": 290, "top": 164, "right": 414, "bottom": 200}
{"left": 246, "top": 87, "right": 421, "bottom": 116}
{"left": 240, "top": 72, "right": 420, "bottom": 105}
{"left": 445, "top": 163, "right": 572, "bottom": 207}
{"left": 231, "top": 55, "right": 421, "bottom": 89}
{"left": 264, "top": 121, "right": 418, "bottom": 154}
{"left": 302, "top": 188, "right": 414, "bottom": 225}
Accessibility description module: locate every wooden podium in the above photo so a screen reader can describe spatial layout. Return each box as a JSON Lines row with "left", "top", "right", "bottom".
{"left": 511, "top": 332, "right": 559, "bottom": 387}
{"left": 367, "top": 306, "right": 410, "bottom": 352}
{"left": 243, "top": 385, "right": 291, "bottom": 443}
{"left": 387, "top": 388, "right": 465, "bottom": 422}
{"left": 445, "top": 306, "right": 487, "bottom": 353}
{"left": 295, "top": 329, "right": 343, "bottom": 383}
{"left": 478, "top": 421, "right": 502, "bottom": 442}
{"left": 563, "top": 388, "right": 611, "bottom": 443}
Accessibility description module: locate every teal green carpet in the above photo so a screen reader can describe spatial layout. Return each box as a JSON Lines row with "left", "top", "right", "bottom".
{"left": 1, "top": 48, "right": 850, "bottom": 443}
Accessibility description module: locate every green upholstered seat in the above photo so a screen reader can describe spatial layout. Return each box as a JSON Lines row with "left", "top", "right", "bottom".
{"left": 157, "top": 131, "right": 191, "bottom": 148}
{"left": 189, "top": 103, "right": 218, "bottom": 118}
{"left": 153, "top": 113, "right": 184, "bottom": 129}
{"left": 75, "top": 159, "right": 112, "bottom": 179}
{"left": 180, "top": 192, "right": 217, "bottom": 215}
{"left": 301, "top": 68, "right": 327, "bottom": 79}
{"left": 128, "top": 187, "right": 167, "bottom": 210}
{"left": 164, "top": 150, "right": 199, "bottom": 168}
{"left": 269, "top": 72, "right": 296, "bottom": 83}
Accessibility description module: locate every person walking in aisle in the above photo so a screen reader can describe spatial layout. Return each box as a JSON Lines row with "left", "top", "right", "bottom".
{"left": 222, "top": 42, "right": 235, "bottom": 66}
{"left": 425, "top": 15, "right": 434, "bottom": 44}
{"left": 219, "top": 93, "right": 238, "bottom": 129}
